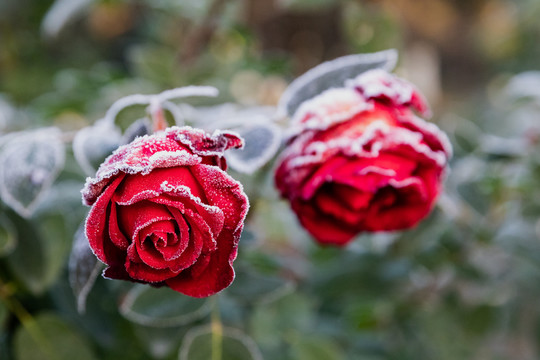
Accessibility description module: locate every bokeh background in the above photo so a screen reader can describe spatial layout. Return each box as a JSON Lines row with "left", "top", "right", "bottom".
{"left": 2, "top": 0, "right": 540, "bottom": 359}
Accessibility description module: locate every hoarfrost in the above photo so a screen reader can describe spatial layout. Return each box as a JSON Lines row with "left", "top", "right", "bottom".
{"left": 278, "top": 49, "right": 398, "bottom": 117}
{"left": 0, "top": 128, "right": 65, "bottom": 218}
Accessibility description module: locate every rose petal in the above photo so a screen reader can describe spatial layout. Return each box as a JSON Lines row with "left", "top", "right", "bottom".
{"left": 108, "top": 202, "right": 129, "bottom": 249}
{"left": 166, "top": 228, "right": 237, "bottom": 297}
{"left": 85, "top": 175, "right": 125, "bottom": 265}
{"left": 292, "top": 200, "right": 357, "bottom": 246}
{"left": 191, "top": 164, "right": 249, "bottom": 233}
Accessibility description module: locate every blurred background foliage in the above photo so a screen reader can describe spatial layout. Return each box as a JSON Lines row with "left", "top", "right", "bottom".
{"left": 1, "top": 0, "right": 540, "bottom": 359}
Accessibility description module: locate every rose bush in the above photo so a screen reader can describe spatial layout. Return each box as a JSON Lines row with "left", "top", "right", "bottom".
{"left": 275, "top": 70, "right": 452, "bottom": 246}
{"left": 82, "top": 126, "right": 249, "bottom": 297}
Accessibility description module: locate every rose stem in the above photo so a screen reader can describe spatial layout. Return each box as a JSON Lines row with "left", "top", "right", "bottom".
{"left": 210, "top": 295, "right": 223, "bottom": 360}
{"left": 151, "top": 107, "right": 168, "bottom": 133}
{"left": 0, "top": 278, "right": 60, "bottom": 360}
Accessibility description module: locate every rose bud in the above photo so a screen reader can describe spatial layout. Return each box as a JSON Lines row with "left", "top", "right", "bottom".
{"left": 275, "top": 69, "right": 452, "bottom": 246}
{"left": 82, "top": 126, "right": 249, "bottom": 297}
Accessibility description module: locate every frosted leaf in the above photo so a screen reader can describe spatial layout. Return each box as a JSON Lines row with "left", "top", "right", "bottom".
{"left": 122, "top": 117, "right": 151, "bottom": 144}
{"left": 73, "top": 120, "right": 122, "bottom": 176}
{"left": 278, "top": 49, "right": 398, "bottom": 117}
{"left": 226, "top": 121, "right": 282, "bottom": 174}
{"left": 68, "top": 222, "right": 102, "bottom": 314}
{"left": 504, "top": 71, "right": 540, "bottom": 101}
{"left": 178, "top": 325, "right": 264, "bottom": 360}
{"left": 119, "top": 285, "right": 211, "bottom": 327}
{"left": 41, "top": 0, "right": 93, "bottom": 38}
{"left": 0, "top": 128, "right": 65, "bottom": 218}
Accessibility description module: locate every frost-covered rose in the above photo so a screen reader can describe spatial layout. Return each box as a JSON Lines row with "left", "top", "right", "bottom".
{"left": 82, "top": 126, "right": 249, "bottom": 297}
{"left": 275, "top": 70, "right": 452, "bottom": 246}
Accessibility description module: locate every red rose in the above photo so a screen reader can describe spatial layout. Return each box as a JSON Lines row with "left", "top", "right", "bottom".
{"left": 82, "top": 126, "right": 249, "bottom": 297}
{"left": 275, "top": 70, "right": 452, "bottom": 246}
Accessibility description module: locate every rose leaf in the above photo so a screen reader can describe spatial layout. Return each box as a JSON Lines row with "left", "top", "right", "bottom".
{"left": 0, "top": 128, "right": 65, "bottom": 218}
{"left": 278, "top": 49, "right": 398, "bottom": 117}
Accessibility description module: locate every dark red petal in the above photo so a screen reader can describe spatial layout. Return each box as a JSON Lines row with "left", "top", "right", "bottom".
{"left": 117, "top": 200, "right": 174, "bottom": 238}
{"left": 166, "top": 228, "right": 237, "bottom": 297}
{"left": 108, "top": 202, "right": 129, "bottom": 250}
{"left": 125, "top": 258, "right": 178, "bottom": 283}
{"left": 151, "top": 196, "right": 223, "bottom": 252}
{"left": 292, "top": 200, "right": 357, "bottom": 246}
{"left": 299, "top": 156, "right": 348, "bottom": 200}
{"left": 135, "top": 220, "right": 181, "bottom": 269}
{"left": 166, "top": 206, "right": 205, "bottom": 272}
{"left": 85, "top": 175, "right": 126, "bottom": 265}
{"left": 314, "top": 190, "right": 366, "bottom": 225}
{"left": 332, "top": 184, "right": 373, "bottom": 211}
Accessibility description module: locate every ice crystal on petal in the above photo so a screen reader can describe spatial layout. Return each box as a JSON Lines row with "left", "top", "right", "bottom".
{"left": 289, "top": 88, "right": 372, "bottom": 136}
{"left": 347, "top": 69, "right": 431, "bottom": 117}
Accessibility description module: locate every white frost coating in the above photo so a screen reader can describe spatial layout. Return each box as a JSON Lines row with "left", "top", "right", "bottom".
{"left": 287, "top": 87, "right": 373, "bottom": 137}
{"left": 41, "top": 0, "right": 92, "bottom": 38}
{"left": 175, "top": 127, "right": 244, "bottom": 156}
{"left": 278, "top": 49, "right": 398, "bottom": 117}
{"left": 347, "top": 69, "right": 414, "bottom": 104}
{"left": 73, "top": 119, "right": 123, "bottom": 176}
{"left": 400, "top": 115, "right": 453, "bottom": 158}
{"left": 357, "top": 166, "right": 397, "bottom": 177}
{"left": 284, "top": 119, "right": 449, "bottom": 172}
{"left": 159, "top": 181, "right": 221, "bottom": 216}
{"left": 102, "top": 86, "right": 219, "bottom": 125}
{"left": 0, "top": 128, "right": 65, "bottom": 218}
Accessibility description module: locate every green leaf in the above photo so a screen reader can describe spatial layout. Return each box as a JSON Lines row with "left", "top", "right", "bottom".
{"left": 120, "top": 285, "right": 211, "bottom": 327}
{"left": 0, "top": 213, "right": 17, "bottom": 256}
{"left": 179, "top": 325, "right": 263, "bottom": 360}
{"left": 14, "top": 313, "right": 97, "bottom": 360}
{"left": 289, "top": 336, "right": 345, "bottom": 360}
